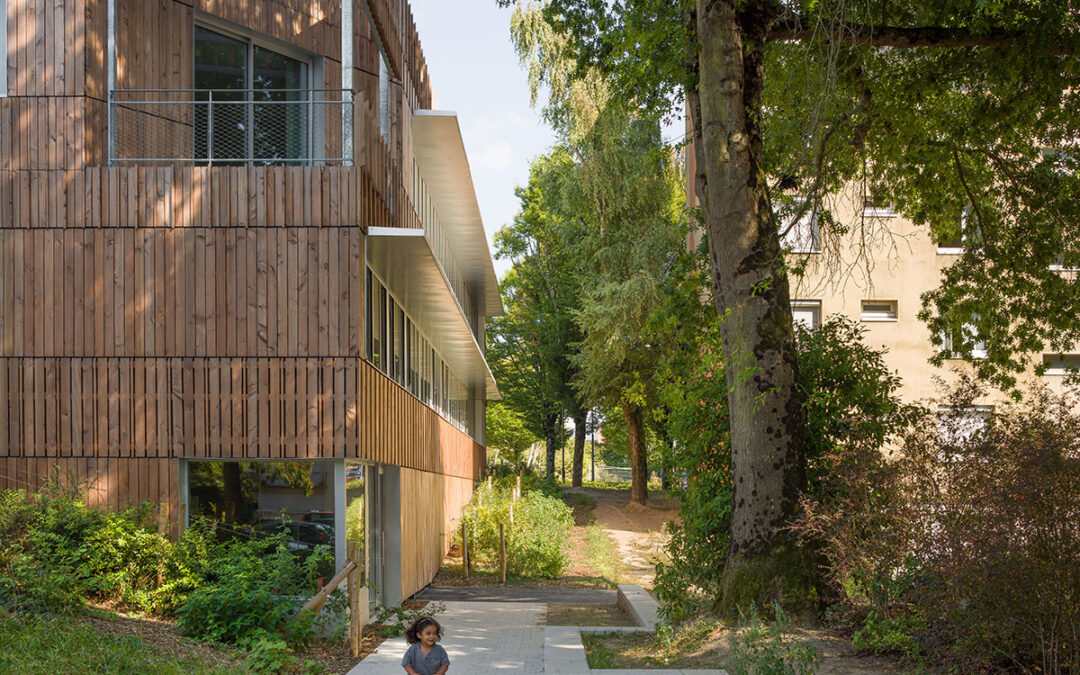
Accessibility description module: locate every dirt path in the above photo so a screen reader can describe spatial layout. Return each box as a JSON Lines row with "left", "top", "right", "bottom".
{"left": 564, "top": 486, "right": 678, "bottom": 588}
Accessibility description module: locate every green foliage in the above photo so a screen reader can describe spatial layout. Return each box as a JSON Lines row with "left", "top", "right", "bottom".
{"left": 461, "top": 479, "right": 573, "bottom": 578}
{"left": 175, "top": 533, "right": 333, "bottom": 646}
{"left": 0, "top": 481, "right": 339, "bottom": 672}
{"left": 729, "top": 604, "right": 820, "bottom": 675}
{"left": 0, "top": 613, "right": 246, "bottom": 675}
{"left": 851, "top": 609, "right": 924, "bottom": 657}
{"left": 797, "top": 382, "right": 1080, "bottom": 671}
{"left": 485, "top": 402, "right": 541, "bottom": 466}
{"left": 657, "top": 314, "right": 910, "bottom": 622}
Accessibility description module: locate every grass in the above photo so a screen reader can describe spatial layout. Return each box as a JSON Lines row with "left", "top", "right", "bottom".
{"left": 0, "top": 613, "right": 247, "bottom": 675}
{"left": 583, "top": 523, "right": 623, "bottom": 585}
{"left": 581, "top": 619, "right": 721, "bottom": 669}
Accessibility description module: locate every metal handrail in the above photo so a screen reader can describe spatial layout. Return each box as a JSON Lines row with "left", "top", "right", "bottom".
{"left": 109, "top": 88, "right": 354, "bottom": 166}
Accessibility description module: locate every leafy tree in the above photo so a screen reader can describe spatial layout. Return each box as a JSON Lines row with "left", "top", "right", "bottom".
{"left": 501, "top": 0, "right": 1080, "bottom": 613}
{"left": 490, "top": 151, "right": 587, "bottom": 479}
{"left": 509, "top": 3, "right": 686, "bottom": 505}
{"left": 485, "top": 402, "right": 541, "bottom": 468}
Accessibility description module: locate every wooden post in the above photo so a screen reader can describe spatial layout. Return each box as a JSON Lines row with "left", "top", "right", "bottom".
{"left": 461, "top": 521, "right": 470, "bottom": 580}
{"left": 515, "top": 475, "right": 521, "bottom": 500}
{"left": 499, "top": 523, "right": 506, "bottom": 584}
{"left": 348, "top": 542, "right": 366, "bottom": 658}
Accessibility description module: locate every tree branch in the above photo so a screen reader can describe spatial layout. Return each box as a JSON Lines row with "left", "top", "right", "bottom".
{"left": 767, "top": 17, "right": 1067, "bottom": 53}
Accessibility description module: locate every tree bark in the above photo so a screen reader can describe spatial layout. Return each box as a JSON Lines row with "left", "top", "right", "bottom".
{"left": 571, "top": 411, "right": 587, "bottom": 487}
{"left": 542, "top": 413, "right": 560, "bottom": 478}
{"left": 695, "top": 0, "right": 815, "bottom": 616}
{"left": 222, "top": 462, "right": 243, "bottom": 523}
{"left": 624, "top": 401, "right": 648, "bottom": 506}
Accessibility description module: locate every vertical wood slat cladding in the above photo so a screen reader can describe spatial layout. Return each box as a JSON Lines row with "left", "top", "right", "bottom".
{"left": 0, "top": 166, "right": 364, "bottom": 227}
{"left": 0, "top": 358, "right": 481, "bottom": 479}
{"left": 0, "top": 456, "right": 180, "bottom": 533}
{"left": 399, "top": 467, "right": 473, "bottom": 599}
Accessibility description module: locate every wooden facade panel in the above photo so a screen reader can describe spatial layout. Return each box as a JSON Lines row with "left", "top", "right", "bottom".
{"left": 399, "top": 467, "right": 473, "bottom": 600}
{"left": 0, "top": 167, "right": 364, "bottom": 227}
{"left": 0, "top": 455, "right": 180, "bottom": 533}
{"left": 0, "top": 225, "right": 362, "bottom": 357}
{"left": 0, "top": 357, "right": 481, "bottom": 480}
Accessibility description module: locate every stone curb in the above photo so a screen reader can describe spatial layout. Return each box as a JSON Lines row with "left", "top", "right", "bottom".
{"left": 616, "top": 584, "right": 660, "bottom": 631}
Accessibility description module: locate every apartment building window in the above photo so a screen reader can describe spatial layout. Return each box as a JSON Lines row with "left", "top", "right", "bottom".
{"left": 937, "top": 405, "right": 993, "bottom": 446}
{"left": 861, "top": 300, "right": 898, "bottom": 322}
{"left": 791, "top": 300, "right": 821, "bottom": 331}
{"left": 779, "top": 198, "right": 820, "bottom": 253}
{"left": 937, "top": 206, "right": 979, "bottom": 254}
{"left": 940, "top": 317, "right": 987, "bottom": 359}
{"left": 378, "top": 52, "right": 390, "bottom": 140}
{"left": 862, "top": 199, "right": 897, "bottom": 218}
{"left": 193, "top": 23, "right": 312, "bottom": 163}
{"left": 1042, "top": 354, "right": 1080, "bottom": 375}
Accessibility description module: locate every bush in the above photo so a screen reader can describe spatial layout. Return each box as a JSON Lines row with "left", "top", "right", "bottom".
{"left": 461, "top": 478, "right": 573, "bottom": 578}
{"left": 798, "top": 380, "right": 1080, "bottom": 672}
{"left": 175, "top": 532, "right": 333, "bottom": 646}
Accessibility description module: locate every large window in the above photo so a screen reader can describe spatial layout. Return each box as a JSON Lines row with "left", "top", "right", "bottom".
{"left": 194, "top": 24, "right": 311, "bottom": 163}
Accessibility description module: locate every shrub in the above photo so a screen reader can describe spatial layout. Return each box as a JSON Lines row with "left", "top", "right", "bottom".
{"left": 506, "top": 490, "right": 572, "bottom": 577}
{"left": 175, "top": 533, "right": 333, "bottom": 646}
{"left": 461, "top": 478, "right": 573, "bottom": 578}
{"left": 798, "top": 380, "right": 1080, "bottom": 672}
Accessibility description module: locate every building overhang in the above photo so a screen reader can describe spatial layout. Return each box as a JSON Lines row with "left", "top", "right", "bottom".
{"left": 411, "top": 109, "right": 503, "bottom": 317}
{"left": 367, "top": 226, "right": 501, "bottom": 400}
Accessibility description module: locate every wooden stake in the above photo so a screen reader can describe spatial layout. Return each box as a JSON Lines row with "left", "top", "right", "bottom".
{"left": 298, "top": 559, "right": 356, "bottom": 615}
{"left": 461, "top": 521, "right": 470, "bottom": 580}
{"left": 499, "top": 523, "right": 506, "bottom": 584}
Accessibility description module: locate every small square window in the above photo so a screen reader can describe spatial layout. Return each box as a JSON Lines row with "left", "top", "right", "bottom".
{"left": 791, "top": 300, "right": 821, "bottom": 331}
{"left": 862, "top": 199, "right": 897, "bottom": 218}
{"left": 861, "top": 300, "right": 897, "bottom": 322}
{"left": 940, "top": 316, "right": 987, "bottom": 359}
{"left": 1042, "top": 354, "right": 1080, "bottom": 375}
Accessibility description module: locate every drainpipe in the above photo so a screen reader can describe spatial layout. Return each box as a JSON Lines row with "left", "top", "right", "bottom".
{"left": 107, "top": 0, "right": 116, "bottom": 164}
{"left": 341, "top": 0, "right": 354, "bottom": 165}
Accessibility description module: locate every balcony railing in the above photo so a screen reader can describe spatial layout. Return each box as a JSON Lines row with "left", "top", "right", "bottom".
{"left": 109, "top": 89, "right": 353, "bottom": 165}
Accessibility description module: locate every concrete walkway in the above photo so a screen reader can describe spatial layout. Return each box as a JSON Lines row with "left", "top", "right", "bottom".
{"left": 346, "top": 596, "right": 728, "bottom": 675}
{"left": 347, "top": 601, "right": 546, "bottom": 674}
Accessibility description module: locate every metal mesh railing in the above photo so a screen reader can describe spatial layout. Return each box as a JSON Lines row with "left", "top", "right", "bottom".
{"left": 109, "top": 89, "right": 353, "bottom": 165}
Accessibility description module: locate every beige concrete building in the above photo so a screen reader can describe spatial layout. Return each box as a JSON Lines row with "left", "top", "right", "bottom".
{"left": 685, "top": 166, "right": 1078, "bottom": 411}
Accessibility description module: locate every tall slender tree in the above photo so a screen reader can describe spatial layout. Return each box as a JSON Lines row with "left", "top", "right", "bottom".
{"left": 490, "top": 151, "right": 587, "bottom": 479}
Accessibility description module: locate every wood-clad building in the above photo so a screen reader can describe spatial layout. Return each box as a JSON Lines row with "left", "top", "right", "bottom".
{"left": 0, "top": 0, "right": 500, "bottom": 604}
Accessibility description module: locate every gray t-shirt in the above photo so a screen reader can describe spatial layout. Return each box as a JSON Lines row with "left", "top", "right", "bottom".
{"left": 400, "top": 642, "right": 450, "bottom": 674}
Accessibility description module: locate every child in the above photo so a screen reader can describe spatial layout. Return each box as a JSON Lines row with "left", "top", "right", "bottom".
{"left": 401, "top": 616, "right": 449, "bottom": 675}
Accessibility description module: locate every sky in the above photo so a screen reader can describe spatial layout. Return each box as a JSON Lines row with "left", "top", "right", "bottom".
{"left": 407, "top": 0, "right": 556, "bottom": 281}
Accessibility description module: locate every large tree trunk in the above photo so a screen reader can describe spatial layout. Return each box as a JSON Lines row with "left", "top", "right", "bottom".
{"left": 572, "top": 411, "right": 587, "bottom": 487}
{"left": 624, "top": 401, "right": 648, "bottom": 506}
{"left": 694, "top": 0, "right": 815, "bottom": 616}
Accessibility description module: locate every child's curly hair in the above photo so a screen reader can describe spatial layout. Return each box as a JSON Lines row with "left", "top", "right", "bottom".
{"left": 404, "top": 616, "right": 443, "bottom": 645}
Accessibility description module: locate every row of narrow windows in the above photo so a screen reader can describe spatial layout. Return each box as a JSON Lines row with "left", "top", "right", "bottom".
{"left": 365, "top": 268, "right": 471, "bottom": 435}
